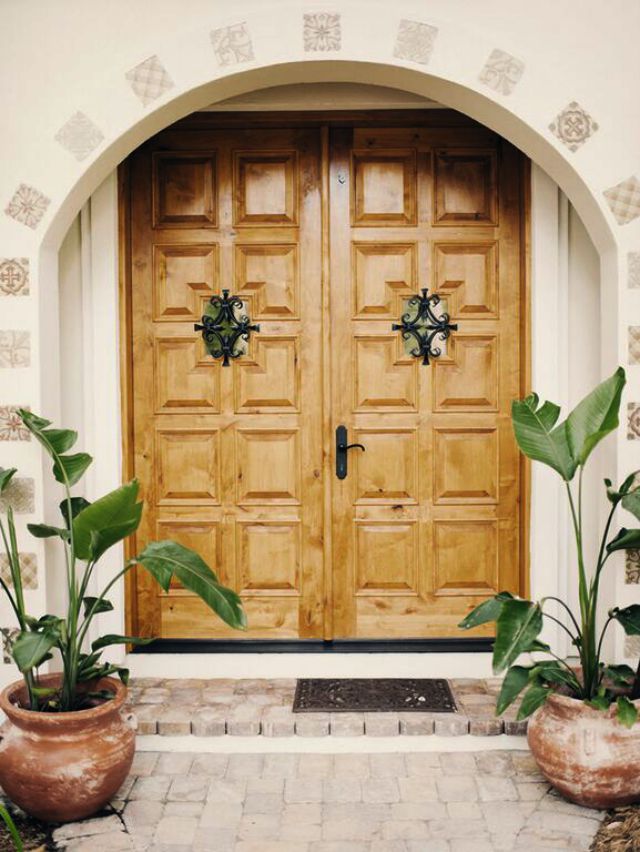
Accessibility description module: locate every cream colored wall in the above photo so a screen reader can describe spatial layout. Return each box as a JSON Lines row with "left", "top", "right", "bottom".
{"left": 1, "top": 1, "right": 639, "bottom": 684}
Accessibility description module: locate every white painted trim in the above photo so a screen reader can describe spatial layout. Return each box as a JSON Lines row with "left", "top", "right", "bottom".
{"left": 57, "top": 123, "right": 591, "bottom": 681}
{"left": 136, "top": 735, "right": 529, "bottom": 753}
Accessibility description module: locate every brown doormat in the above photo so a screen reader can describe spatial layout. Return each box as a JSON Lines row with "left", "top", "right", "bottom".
{"left": 293, "top": 678, "right": 457, "bottom": 713}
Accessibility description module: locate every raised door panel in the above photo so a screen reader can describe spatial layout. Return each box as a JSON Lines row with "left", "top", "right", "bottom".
{"left": 352, "top": 242, "right": 416, "bottom": 318}
{"left": 433, "top": 428, "right": 498, "bottom": 504}
{"left": 156, "top": 428, "right": 220, "bottom": 505}
{"left": 352, "top": 150, "right": 417, "bottom": 225}
{"left": 236, "top": 521, "right": 301, "bottom": 594}
{"left": 433, "top": 520, "right": 499, "bottom": 597}
{"left": 154, "top": 337, "right": 220, "bottom": 412}
{"left": 353, "top": 428, "right": 418, "bottom": 504}
{"left": 433, "top": 335, "right": 499, "bottom": 411}
{"left": 233, "top": 151, "right": 298, "bottom": 226}
{"left": 355, "top": 522, "right": 418, "bottom": 596}
{"left": 153, "top": 153, "right": 217, "bottom": 228}
{"left": 153, "top": 245, "right": 218, "bottom": 321}
{"left": 234, "top": 336, "right": 299, "bottom": 412}
{"left": 234, "top": 244, "right": 298, "bottom": 319}
{"left": 433, "top": 149, "right": 498, "bottom": 225}
{"left": 353, "top": 337, "right": 417, "bottom": 411}
{"left": 235, "top": 429, "right": 300, "bottom": 506}
{"left": 433, "top": 242, "right": 498, "bottom": 319}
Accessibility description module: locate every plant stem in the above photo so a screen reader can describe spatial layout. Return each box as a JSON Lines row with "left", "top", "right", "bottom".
{"left": 543, "top": 596, "right": 582, "bottom": 640}
{"left": 76, "top": 563, "right": 133, "bottom": 650}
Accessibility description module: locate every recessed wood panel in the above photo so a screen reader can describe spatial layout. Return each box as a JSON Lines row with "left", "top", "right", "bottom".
{"left": 234, "top": 151, "right": 298, "bottom": 226}
{"left": 153, "top": 153, "right": 216, "bottom": 228}
{"left": 354, "top": 429, "right": 417, "bottom": 504}
{"left": 434, "top": 242, "right": 498, "bottom": 319}
{"left": 355, "top": 522, "right": 418, "bottom": 595}
{"left": 434, "top": 335, "right": 499, "bottom": 411}
{"left": 352, "top": 242, "right": 416, "bottom": 318}
{"left": 153, "top": 245, "right": 217, "bottom": 321}
{"left": 353, "top": 336, "right": 417, "bottom": 411}
{"left": 235, "top": 336, "right": 299, "bottom": 412}
{"left": 237, "top": 521, "right": 300, "bottom": 594}
{"left": 433, "top": 150, "right": 497, "bottom": 225}
{"left": 433, "top": 520, "right": 498, "bottom": 596}
{"left": 433, "top": 428, "right": 498, "bottom": 504}
{"left": 236, "top": 429, "right": 300, "bottom": 505}
{"left": 235, "top": 243, "right": 298, "bottom": 319}
{"left": 154, "top": 337, "right": 220, "bottom": 412}
{"left": 352, "top": 150, "right": 417, "bottom": 225}
{"left": 156, "top": 520, "right": 224, "bottom": 588}
{"left": 156, "top": 429, "right": 220, "bottom": 505}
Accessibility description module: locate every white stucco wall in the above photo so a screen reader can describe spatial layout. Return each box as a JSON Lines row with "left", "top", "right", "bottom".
{"left": 1, "top": 0, "right": 639, "bottom": 684}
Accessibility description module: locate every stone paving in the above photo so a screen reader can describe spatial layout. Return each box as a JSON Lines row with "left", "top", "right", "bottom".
{"left": 127, "top": 678, "right": 528, "bottom": 738}
{"left": 50, "top": 750, "right": 604, "bottom": 851}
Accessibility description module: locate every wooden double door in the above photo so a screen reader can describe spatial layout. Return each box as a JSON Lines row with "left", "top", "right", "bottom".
{"left": 123, "top": 112, "right": 527, "bottom": 642}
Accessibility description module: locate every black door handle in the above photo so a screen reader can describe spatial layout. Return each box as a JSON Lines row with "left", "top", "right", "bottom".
{"left": 336, "top": 425, "right": 365, "bottom": 480}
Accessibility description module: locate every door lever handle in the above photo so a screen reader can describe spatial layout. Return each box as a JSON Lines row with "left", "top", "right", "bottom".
{"left": 336, "top": 426, "right": 365, "bottom": 479}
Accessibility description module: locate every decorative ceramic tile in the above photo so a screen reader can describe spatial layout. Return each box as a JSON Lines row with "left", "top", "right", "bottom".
{"left": 303, "top": 13, "right": 341, "bottom": 52}
{"left": 478, "top": 48, "right": 525, "bottom": 96}
{"left": 626, "top": 549, "right": 640, "bottom": 584}
{"left": 629, "top": 327, "right": 640, "bottom": 364}
{"left": 210, "top": 22, "right": 254, "bottom": 65}
{"left": 54, "top": 111, "right": 104, "bottom": 162}
{"left": 393, "top": 19, "right": 438, "bottom": 64}
{"left": 549, "top": 102, "right": 598, "bottom": 152}
{"left": 4, "top": 184, "right": 50, "bottom": 230}
{"left": 125, "top": 55, "right": 174, "bottom": 107}
{"left": 625, "top": 635, "right": 640, "bottom": 658}
{"left": 1, "top": 628, "right": 19, "bottom": 665}
{"left": 628, "top": 403, "right": 640, "bottom": 439}
{"left": 0, "top": 477, "right": 34, "bottom": 513}
{"left": 628, "top": 252, "right": 640, "bottom": 288}
{"left": 0, "top": 258, "right": 29, "bottom": 296}
{"left": 0, "top": 406, "right": 30, "bottom": 441}
{"left": 0, "top": 553, "right": 38, "bottom": 590}
{"left": 0, "top": 331, "right": 30, "bottom": 368}
{"left": 603, "top": 176, "right": 640, "bottom": 225}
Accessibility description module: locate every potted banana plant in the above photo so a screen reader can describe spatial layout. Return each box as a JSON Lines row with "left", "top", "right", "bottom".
{"left": 0, "top": 410, "right": 246, "bottom": 822}
{"left": 460, "top": 367, "right": 640, "bottom": 808}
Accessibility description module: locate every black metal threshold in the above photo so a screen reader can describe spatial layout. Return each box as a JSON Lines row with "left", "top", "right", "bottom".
{"left": 131, "top": 637, "right": 494, "bottom": 654}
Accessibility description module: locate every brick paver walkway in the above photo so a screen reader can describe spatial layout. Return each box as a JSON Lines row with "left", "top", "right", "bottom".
{"left": 51, "top": 750, "right": 603, "bottom": 851}
{"left": 128, "top": 678, "right": 527, "bottom": 738}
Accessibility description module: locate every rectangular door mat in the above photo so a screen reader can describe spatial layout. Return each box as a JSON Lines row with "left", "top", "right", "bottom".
{"left": 293, "top": 678, "right": 457, "bottom": 713}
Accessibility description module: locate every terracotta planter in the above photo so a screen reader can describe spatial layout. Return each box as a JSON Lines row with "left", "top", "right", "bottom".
{"left": 0, "top": 674, "right": 135, "bottom": 822}
{"left": 528, "top": 691, "right": 640, "bottom": 809}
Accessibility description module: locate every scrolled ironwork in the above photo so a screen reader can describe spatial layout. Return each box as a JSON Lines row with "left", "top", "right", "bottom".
{"left": 392, "top": 288, "right": 458, "bottom": 366}
{"left": 195, "top": 289, "right": 260, "bottom": 366}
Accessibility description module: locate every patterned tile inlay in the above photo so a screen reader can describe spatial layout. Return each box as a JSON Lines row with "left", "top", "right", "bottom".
{"left": 4, "top": 184, "right": 50, "bottom": 230}
{"left": 629, "top": 326, "right": 640, "bottom": 364}
{"left": 0, "top": 406, "right": 29, "bottom": 441}
{"left": 0, "top": 331, "right": 30, "bottom": 368}
{"left": 1, "top": 628, "right": 18, "bottom": 665}
{"left": 0, "top": 477, "right": 34, "bottom": 514}
{"left": 479, "top": 48, "right": 525, "bottom": 95}
{"left": 54, "top": 111, "right": 104, "bottom": 161}
{"left": 626, "top": 549, "right": 640, "bottom": 584}
{"left": 628, "top": 403, "right": 640, "bottom": 439}
{"left": 549, "top": 101, "right": 598, "bottom": 152}
{"left": 0, "top": 258, "right": 29, "bottom": 296}
{"left": 604, "top": 175, "right": 640, "bottom": 225}
{"left": 211, "top": 22, "right": 254, "bottom": 66}
{"left": 125, "top": 55, "right": 174, "bottom": 107}
{"left": 393, "top": 19, "right": 438, "bottom": 65}
{"left": 303, "top": 13, "right": 341, "bottom": 52}
{"left": 0, "top": 553, "right": 38, "bottom": 590}
{"left": 628, "top": 252, "right": 640, "bottom": 288}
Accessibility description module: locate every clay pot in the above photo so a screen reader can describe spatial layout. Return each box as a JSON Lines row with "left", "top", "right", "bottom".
{"left": 0, "top": 674, "right": 135, "bottom": 822}
{"left": 528, "top": 691, "right": 640, "bottom": 808}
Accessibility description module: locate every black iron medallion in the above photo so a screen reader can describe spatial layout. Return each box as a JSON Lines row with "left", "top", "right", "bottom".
{"left": 195, "top": 290, "right": 260, "bottom": 366}
{"left": 392, "top": 288, "right": 458, "bottom": 366}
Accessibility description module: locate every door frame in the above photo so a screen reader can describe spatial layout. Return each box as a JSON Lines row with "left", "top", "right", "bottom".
{"left": 117, "top": 109, "right": 531, "bottom": 650}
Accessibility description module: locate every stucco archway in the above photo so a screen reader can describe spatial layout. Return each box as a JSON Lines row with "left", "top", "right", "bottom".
{"left": 2, "top": 1, "right": 638, "bottom": 682}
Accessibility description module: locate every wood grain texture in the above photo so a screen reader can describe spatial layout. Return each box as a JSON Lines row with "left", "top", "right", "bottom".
{"left": 122, "top": 113, "right": 528, "bottom": 640}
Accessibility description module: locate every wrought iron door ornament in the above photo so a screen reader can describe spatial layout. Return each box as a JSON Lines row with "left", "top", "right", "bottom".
{"left": 392, "top": 288, "right": 457, "bottom": 366}
{"left": 195, "top": 290, "right": 260, "bottom": 366}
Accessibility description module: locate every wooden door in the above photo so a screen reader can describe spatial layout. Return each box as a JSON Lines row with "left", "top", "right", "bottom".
{"left": 329, "top": 125, "right": 524, "bottom": 638}
{"left": 127, "top": 126, "right": 325, "bottom": 639}
{"left": 124, "top": 113, "right": 526, "bottom": 641}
